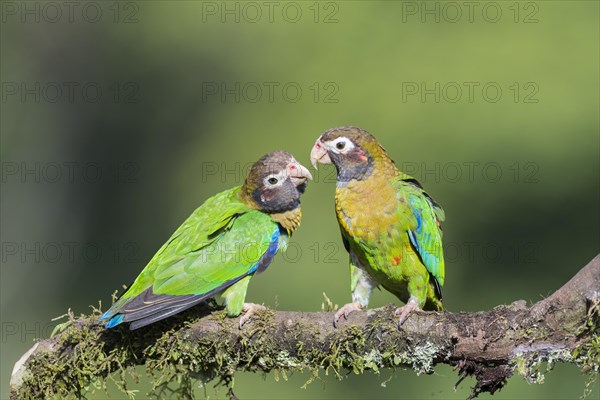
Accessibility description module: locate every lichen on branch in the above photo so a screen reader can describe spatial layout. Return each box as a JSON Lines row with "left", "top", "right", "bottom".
{"left": 10, "top": 255, "right": 600, "bottom": 400}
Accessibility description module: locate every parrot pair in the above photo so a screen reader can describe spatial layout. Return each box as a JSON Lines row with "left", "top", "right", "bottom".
{"left": 102, "top": 127, "right": 445, "bottom": 330}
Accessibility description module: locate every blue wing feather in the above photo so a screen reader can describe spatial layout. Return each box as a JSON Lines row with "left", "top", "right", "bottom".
{"left": 250, "top": 228, "right": 280, "bottom": 274}
{"left": 407, "top": 193, "right": 444, "bottom": 288}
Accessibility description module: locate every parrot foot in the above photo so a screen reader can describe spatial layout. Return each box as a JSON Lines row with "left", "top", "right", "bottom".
{"left": 333, "top": 302, "right": 364, "bottom": 327}
{"left": 239, "top": 303, "right": 266, "bottom": 328}
{"left": 394, "top": 298, "right": 420, "bottom": 327}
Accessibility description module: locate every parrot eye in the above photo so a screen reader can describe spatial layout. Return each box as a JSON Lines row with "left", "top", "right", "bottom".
{"left": 263, "top": 172, "right": 285, "bottom": 188}
{"left": 330, "top": 137, "right": 354, "bottom": 153}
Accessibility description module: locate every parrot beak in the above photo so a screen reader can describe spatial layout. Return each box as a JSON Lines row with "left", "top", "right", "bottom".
{"left": 286, "top": 160, "right": 313, "bottom": 186}
{"left": 310, "top": 139, "right": 331, "bottom": 170}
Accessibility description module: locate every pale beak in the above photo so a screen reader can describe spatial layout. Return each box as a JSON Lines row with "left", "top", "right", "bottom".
{"left": 286, "top": 160, "right": 313, "bottom": 186}
{"left": 310, "top": 139, "right": 331, "bottom": 169}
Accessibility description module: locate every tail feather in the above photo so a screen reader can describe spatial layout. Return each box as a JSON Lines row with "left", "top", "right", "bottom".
{"left": 119, "top": 292, "right": 202, "bottom": 323}
{"left": 129, "top": 299, "right": 206, "bottom": 330}
{"left": 104, "top": 314, "right": 124, "bottom": 328}
{"left": 101, "top": 275, "right": 248, "bottom": 329}
{"left": 101, "top": 289, "right": 208, "bottom": 329}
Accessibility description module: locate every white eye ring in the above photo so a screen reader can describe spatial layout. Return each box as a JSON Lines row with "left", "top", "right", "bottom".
{"left": 330, "top": 137, "right": 354, "bottom": 153}
{"left": 263, "top": 172, "right": 285, "bottom": 187}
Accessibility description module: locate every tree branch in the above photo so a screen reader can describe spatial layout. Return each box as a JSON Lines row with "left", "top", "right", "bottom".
{"left": 10, "top": 255, "right": 600, "bottom": 399}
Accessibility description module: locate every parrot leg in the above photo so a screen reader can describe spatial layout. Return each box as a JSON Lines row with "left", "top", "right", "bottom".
{"left": 333, "top": 302, "right": 364, "bottom": 327}
{"left": 394, "top": 297, "right": 421, "bottom": 327}
{"left": 222, "top": 276, "right": 251, "bottom": 316}
{"left": 239, "top": 303, "right": 266, "bottom": 328}
{"left": 333, "top": 257, "right": 376, "bottom": 327}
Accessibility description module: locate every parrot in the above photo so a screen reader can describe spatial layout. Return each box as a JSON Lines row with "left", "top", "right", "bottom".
{"left": 100, "top": 150, "right": 312, "bottom": 330}
{"left": 310, "top": 126, "right": 445, "bottom": 327}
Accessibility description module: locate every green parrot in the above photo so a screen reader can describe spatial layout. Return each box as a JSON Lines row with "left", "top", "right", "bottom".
{"left": 101, "top": 151, "right": 312, "bottom": 330}
{"left": 310, "top": 126, "right": 445, "bottom": 327}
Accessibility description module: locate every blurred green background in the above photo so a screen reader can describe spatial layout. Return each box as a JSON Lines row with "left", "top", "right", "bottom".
{"left": 1, "top": 1, "right": 598, "bottom": 398}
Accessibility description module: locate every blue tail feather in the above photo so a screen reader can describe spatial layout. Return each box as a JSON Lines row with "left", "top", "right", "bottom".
{"left": 100, "top": 310, "right": 113, "bottom": 321}
{"left": 104, "top": 314, "right": 124, "bottom": 328}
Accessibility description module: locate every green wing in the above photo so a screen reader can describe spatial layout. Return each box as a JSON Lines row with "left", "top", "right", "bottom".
{"left": 395, "top": 179, "right": 445, "bottom": 289}
{"left": 102, "top": 186, "right": 279, "bottom": 328}
{"left": 144, "top": 210, "right": 277, "bottom": 295}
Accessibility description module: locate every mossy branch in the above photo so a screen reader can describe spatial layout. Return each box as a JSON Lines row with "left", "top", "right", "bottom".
{"left": 10, "top": 254, "right": 600, "bottom": 399}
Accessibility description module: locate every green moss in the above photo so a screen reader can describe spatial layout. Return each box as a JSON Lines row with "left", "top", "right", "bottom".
{"left": 572, "top": 295, "right": 600, "bottom": 398}
{"left": 18, "top": 310, "right": 143, "bottom": 399}
{"left": 13, "top": 305, "right": 515, "bottom": 399}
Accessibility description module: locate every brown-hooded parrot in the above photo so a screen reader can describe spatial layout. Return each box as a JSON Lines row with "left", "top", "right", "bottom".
{"left": 310, "top": 126, "right": 445, "bottom": 327}
{"left": 101, "top": 150, "right": 312, "bottom": 330}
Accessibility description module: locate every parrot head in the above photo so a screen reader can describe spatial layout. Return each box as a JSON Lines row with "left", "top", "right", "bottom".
{"left": 242, "top": 150, "right": 312, "bottom": 213}
{"left": 310, "top": 126, "right": 392, "bottom": 182}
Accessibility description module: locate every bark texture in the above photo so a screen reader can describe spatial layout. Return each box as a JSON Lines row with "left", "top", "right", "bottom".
{"left": 10, "top": 254, "right": 600, "bottom": 399}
